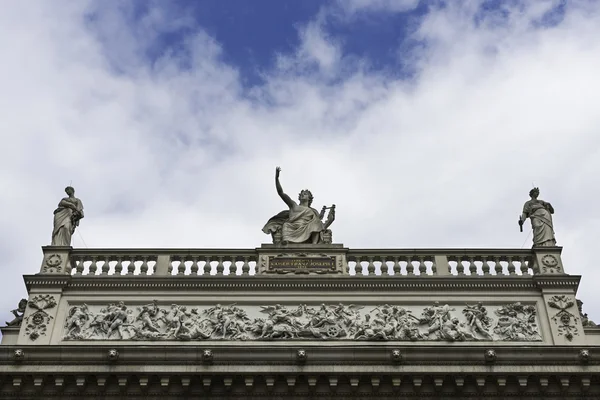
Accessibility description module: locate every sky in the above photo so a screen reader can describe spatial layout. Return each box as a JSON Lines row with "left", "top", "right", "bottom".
{"left": 1, "top": 0, "right": 600, "bottom": 326}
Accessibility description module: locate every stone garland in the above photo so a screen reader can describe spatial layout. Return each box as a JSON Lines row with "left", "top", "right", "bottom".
{"left": 63, "top": 301, "right": 542, "bottom": 342}
{"left": 548, "top": 295, "right": 579, "bottom": 341}
{"left": 25, "top": 295, "right": 57, "bottom": 340}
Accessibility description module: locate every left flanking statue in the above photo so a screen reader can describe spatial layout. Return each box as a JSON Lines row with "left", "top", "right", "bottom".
{"left": 262, "top": 167, "right": 335, "bottom": 245}
{"left": 51, "top": 186, "right": 84, "bottom": 246}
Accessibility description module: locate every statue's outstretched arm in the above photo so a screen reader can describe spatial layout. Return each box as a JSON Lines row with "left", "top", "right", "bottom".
{"left": 275, "top": 167, "right": 295, "bottom": 209}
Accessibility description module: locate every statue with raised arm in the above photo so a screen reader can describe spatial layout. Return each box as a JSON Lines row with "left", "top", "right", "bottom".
{"left": 262, "top": 167, "right": 334, "bottom": 245}
{"left": 518, "top": 187, "right": 556, "bottom": 247}
{"left": 51, "top": 186, "right": 84, "bottom": 246}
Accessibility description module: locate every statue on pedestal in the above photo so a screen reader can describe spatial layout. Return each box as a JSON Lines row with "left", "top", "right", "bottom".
{"left": 518, "top": 187, "right": 556, "bottom": 247}
{"left": 262, "top": 167, "right": 335, "bottom": 245}
{"left": 51, "top": 186, "right": 84, "bottom": 246}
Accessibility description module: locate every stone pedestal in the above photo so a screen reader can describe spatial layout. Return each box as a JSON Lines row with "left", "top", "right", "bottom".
{"left": 39, "top": 246, "right": 72, "bottom": 274}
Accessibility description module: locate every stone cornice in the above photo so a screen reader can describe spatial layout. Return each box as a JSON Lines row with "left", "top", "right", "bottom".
{"left": 533, "top": 275, "right": 581, "bottom": 290}
{"left": 22, "top": 275, "right": 556, "bottom": 293}
{"left": 0, "top": 344, "right": 597, "bottom": 367}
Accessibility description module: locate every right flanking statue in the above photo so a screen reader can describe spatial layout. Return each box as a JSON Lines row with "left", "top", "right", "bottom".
{"left": 262, "top": 167, "right": 335, "bottom": 245}
{"left": 519, "top": 187, "right": 556, "bottom": 247}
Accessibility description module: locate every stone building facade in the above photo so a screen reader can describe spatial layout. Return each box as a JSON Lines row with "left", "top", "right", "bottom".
{"left": 1, "top": 243, "right": 599, "bottom": 399}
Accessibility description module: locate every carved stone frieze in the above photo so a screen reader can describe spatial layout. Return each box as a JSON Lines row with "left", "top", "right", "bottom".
{"left": 63, "top": 301, "right": 542, "bottom": 342}
{"left": 24, "top": 295, "right": 57, "bottom": 341}
{"left": 548, "top": 295, "right": 579, "bottom": 341}
{"left": 493, "top": 302, "right": 541, "bottom": 341}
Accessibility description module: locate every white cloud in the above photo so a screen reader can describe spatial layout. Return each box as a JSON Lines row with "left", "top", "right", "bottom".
{"left": 2, "top": 1, "right": 600, "bottom": 325}
{"left": 336, "top": 0, "right": 420, "bottom": 14}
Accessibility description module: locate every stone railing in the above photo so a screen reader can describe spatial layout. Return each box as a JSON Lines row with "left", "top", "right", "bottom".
{"left": 346, "top": 249, "right": 535, "bottom": 276}
{"left": 60, "top": 248, "right": 540, "bottom": 277}
{"left": 69, "top": 249, "right": 258, "bottom": 276}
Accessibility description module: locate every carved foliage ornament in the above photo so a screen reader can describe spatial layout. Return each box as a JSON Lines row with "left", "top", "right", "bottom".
{"left": 25, "top": 295, "right": 57, "bottom": 340}
{"left": 63, "top": 301, "right": 541, "bottom": 342}
{"left": 548, "top": 295, "right": 579, "bottom": 341}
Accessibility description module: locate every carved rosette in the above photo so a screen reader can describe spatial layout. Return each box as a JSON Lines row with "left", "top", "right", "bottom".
{"left": 62, "top": 301, "right": 542, "bottom": 343}
{"left": 548, "top": 295, "right": 579, "bottom": 341}
{"left": 24, "top": 295, "right": 57, "bottom": 341}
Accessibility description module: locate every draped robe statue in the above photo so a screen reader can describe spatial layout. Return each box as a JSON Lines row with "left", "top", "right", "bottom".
{"left": 519, "top": 187, "right": 556, "bottom": 247}
{"left": 262, "top": 167, "right": 333, "bottom": 245}
{"left": 51, "top": 186, "right": 84, "bottom": 246}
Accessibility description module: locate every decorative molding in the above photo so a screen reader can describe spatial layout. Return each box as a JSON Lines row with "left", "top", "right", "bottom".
{"left": 548, "top": 295, "right": 579, "bottom": 341}
{"left": 63, "top": 301, "right": 541, "bottom": 342}
{"left": 24, "top": 295, "right": 57, "bottom": 341}
{"left": 26, "top": 276, "right": 548, "bottom": 293}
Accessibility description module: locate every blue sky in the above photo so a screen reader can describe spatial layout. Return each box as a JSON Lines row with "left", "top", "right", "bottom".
{"left": 117, "top": 0, "right": 426, "bottom": 83}
{"left": 1, "top": 0, "right": 600, "bottom": 325}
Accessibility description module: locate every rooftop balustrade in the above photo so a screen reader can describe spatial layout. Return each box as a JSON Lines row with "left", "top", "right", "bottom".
{"left": 65, "top": 247, "right": 538, "bottom": 277}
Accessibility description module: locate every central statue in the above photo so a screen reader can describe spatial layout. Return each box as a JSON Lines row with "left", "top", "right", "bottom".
{"left": 262, "top": 167, "right": 335, "bottom": 245}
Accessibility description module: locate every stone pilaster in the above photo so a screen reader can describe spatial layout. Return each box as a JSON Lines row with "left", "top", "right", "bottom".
{"left": 533, "top": 247, "right": 585, "bottom": 345}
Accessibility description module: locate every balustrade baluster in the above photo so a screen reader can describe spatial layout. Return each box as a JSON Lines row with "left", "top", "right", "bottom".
{"left": 242, "top": 256, "right": 250, "bottom": 275}
{"left": 88, "top": 257, "right": 97, "bottom": 275}
{"left": 407, "top": 258, "right": 415, "bottom": 276}
{"left": 507, "top": 257, "right": 516, "bottom": 275}
{"left": 392, "top": 256, "right": 401, "bottom": 276}
{"left": 102, "top": 257, "right": 111, "bottom": 275}
{"left": 519, "top": 256, "right": 529, "bottom": 275}
{"left": 75, "top": 256, "right": 84, "bottom": 275}
{"left": 469, "top": 257, "right": 478, "bottom": 276}
{"left": 419, "top": 257, "right": 427, "bottom": 276}
{"left": 178, "top": 258, "right": 187, "bottom": 275}
{"left": 366, "top": 257, "right": 375, "bottom": 275}
{"left": 201, "top": 257, "right": 210, "bottom": 275}
{"left": 190, "top": 257, "right": 199, "bottom": 276}
{"left": 494, "top": 257, "right": 503, "bottom": 276}
{"left": 481, "top": 257, "right": 490, "bottom": 276}
{"left": 216, "top": 257, "right": 225, "bottom": 275}
{"left": 139, "top": 257, "right": 148, "bottom": 275}
{"left": 456, "top": 258, "right": 465, "bottom": 276}
{"left": 114, "top": 257, "right": 123, "bottom": 275}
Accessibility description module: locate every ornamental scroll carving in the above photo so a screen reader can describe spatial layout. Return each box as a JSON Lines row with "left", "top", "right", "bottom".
{"left": 63, "top": 302, "right": 542, "bottom": 342}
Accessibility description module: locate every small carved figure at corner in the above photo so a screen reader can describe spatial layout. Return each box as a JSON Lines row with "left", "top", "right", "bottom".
{"left": 518, "top": 187, "right": 556, "bottom": 247}
{"left": 51, "top": 186, "right": 84, "bottom": 246}
{"left": 5, "top": 299, "right": 27, "bottom": 327}
{"left": 577, "top": 299, "right": 597, "bottom": 328}
{"left": 462, "top": 302, "right": 493, "bottom": 340}
{"left": 262, "top": 167, "right": 335, "bottom": 245}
